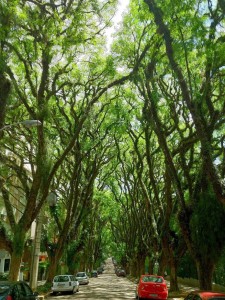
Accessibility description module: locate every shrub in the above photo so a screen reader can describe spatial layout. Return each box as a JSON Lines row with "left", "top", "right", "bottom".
{"left": 0, "top": 273, "right": 9, "bottom": 280}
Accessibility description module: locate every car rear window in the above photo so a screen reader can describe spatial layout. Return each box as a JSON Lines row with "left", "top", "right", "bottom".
{"left": 142, "top": 276, "right": 163, "bottom": 283}
{"left": 54, "top": 276, "right": 69, "bottom": 282}
{"left": 77, "top": 273, "right": 85, "bottom": 277}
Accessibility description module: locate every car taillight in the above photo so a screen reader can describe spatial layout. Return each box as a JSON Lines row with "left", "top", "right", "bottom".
{"left": 6, "top": 296, "right": 13, "bottom": 300}
{"left": 69, "top": 282, "right": 71, "bottom": 286}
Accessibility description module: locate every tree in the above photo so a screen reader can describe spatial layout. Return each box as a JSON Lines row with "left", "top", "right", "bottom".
{"left": 110, "top": 0, "right": 225, "bottom": 289}
{"left": 137, "top": 0, "right": 225, "bottom": 289}
{"left": 0, "top": 0, "right": 133, "bottom": 281}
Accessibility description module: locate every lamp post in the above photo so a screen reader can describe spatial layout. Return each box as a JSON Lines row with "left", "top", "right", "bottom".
{"left": 30, "top": 191, "right": 57, "bottom": 290}
{"left": 0, "top": 120, "right": 42, "bottom": 132}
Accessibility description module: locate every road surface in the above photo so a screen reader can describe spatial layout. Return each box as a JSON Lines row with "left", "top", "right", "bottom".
{"left": 48, "top": 258, "right": 136, "bottom": 300}
{"left": 47, "top": 258, "right": 192, "bottom": 300}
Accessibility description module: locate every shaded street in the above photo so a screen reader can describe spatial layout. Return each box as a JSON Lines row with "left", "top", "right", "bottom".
{"left": 47, "top": 258, "right": 195, "bottom": 300}
{"left": 48, "top": 258, "right": 136, "bottom": 300}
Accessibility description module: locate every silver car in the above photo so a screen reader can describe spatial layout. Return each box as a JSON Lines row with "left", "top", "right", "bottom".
{"left": 75, "top": 272, "right": 89, "bottom": 285}
{"left": 51, "top": 275, "right": 79, "bottom": 295}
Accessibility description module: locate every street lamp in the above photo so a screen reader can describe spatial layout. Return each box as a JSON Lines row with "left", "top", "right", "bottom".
{"left": 0, "top": 120, "right": 42, "bottom": 132}
{"left": 47, "top": 191, "right": 57, "bottom": 207}
{"left": 29, "top": 191, "right": 57, "bottom": 290}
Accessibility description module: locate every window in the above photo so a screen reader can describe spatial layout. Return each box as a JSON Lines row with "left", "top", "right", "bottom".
{"left": 4, "top": 259, "right": 10, "bottom": 272}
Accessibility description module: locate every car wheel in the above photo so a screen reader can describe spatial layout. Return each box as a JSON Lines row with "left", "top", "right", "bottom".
{"left": 52, "top": 292, "right": 57, "bottom": 296}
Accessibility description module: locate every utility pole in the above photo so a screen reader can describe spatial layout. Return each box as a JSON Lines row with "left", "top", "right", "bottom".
{"left": 30, "top": 213, "right": 43, "bottom": 290}
{"left": 29, "top": 192, "right": 57, "bottom": 290}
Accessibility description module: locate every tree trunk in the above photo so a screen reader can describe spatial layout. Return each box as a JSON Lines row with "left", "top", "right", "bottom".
{"left": 46, "top": 254, "right": 60, "bottom": 283}
{"left": 8, "top": 227, "right": 26, "bottom": 281}
{"left": 0, "top": 74, "right": 11, "bottom": 131}
{"left": 9, "top": 252, "right": 22, "bottom": 281}
{"left": 129, "top": 256, "right": 139, "bottom": 277}
{"left": 148, "top": 258, "right": 154, "bottom": 274}
{"left": 45, "top": 231, "right": 68, "bottom": 283}
{"left": 158, "top": 252, "right": 167, "bottom": 276}
{"left": 169, "top": 261, "right": 179, "bottom": 291}
{"left": 197, "top": 259, "right": 214, "bottom": 290}
{"left": 139, "top": 254, "right": 146, "bottom": 275}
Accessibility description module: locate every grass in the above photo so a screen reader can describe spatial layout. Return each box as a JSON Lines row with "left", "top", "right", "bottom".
{"left": 168, "top": 277, "right": 225, "bottom": 298}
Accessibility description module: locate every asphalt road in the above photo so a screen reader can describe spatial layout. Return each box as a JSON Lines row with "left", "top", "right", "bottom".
{"left": 48, "top": 258, "right": 137, "bottom": 300}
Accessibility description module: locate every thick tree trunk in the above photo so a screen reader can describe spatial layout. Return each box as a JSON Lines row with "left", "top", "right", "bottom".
{"left": 138, "top": 254, "right": 146, "bottom": 275}
{"left": 8, "top": 227, "right": 26, "bottom": 281}
{"left": 46, "top": 255, "right": 58, "bottom": 283}
{"left": 169, "top": 261, "right": 179, "bottom": 291}
{"left": 148, "top": 259, "right": 154, "bottom": 274}
{"left": 45, "top": 233, "right": 67, "bottom": 283}
{"left": 158, "top": 252, "right": 167, "bottom": 276}
{"left": 9, "top": 252, "right": 22, "bottom": 281}
{"left": 129, "top": 256, "right": 139, "bottom": 277}
{"left": 197, "top": 259, "right": 214, "bottom": 290}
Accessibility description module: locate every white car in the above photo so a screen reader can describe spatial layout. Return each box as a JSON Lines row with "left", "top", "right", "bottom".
{"left": 75, "top": 272, "right": 89, "bottom": 285}
{"left": 51, "top": 275, "right": 79, "bottom": 295}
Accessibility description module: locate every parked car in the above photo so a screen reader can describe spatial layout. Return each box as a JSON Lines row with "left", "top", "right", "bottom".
{"left": 97, "top": 267, "right": 104, "bottom": 274}
{"left": 51, "top": 275, "right": 79, "bottom": 295}
{"left": 116, "top": 268, "right": 126, "bottom": 277}
{"left": 0, "top": 281, "right": 39, "bottom": 300}
{"left": 75, "top": 272, "right": 89, "bottom": 285}
{"left": 184, "top": 291, "right": 225, "bottom": 300}
{"left": 91, "top": 270, "right": 98, "bottom": 278}
{"left": 136, "top": 274, "right": 168, "bottom": 300}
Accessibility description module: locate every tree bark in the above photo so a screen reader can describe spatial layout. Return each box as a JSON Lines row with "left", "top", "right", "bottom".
{"left": 46, "top": 254, "right": 59, "bottom": 283}
{"left": 0, "top": 74, "right": 11, "bottom": 131}
{"left": 197, "top": 258, "right": 214, "bottom": 290}
{"left": 138, "top": 253, "right": 146, "bottom": 275}
{"left": 9, "top": 227, "right": 26, "bottom": 281}
{"left": 169, "top": 261, "right": 179, "bottom": 291}
{"left": 129, "top": 256, "right": 139, "bottom": 277}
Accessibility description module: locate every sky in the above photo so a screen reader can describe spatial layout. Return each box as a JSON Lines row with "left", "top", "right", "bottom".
{"left": 105, "top": 0, "right": 130, "bottom": 49}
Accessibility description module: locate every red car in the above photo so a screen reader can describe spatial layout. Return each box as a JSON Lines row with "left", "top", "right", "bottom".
{"left": 184, "top": 291, "right": 225, "bottom": 300}
{"left": 136, "top": 275, "right": 168, "bottom": 300}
